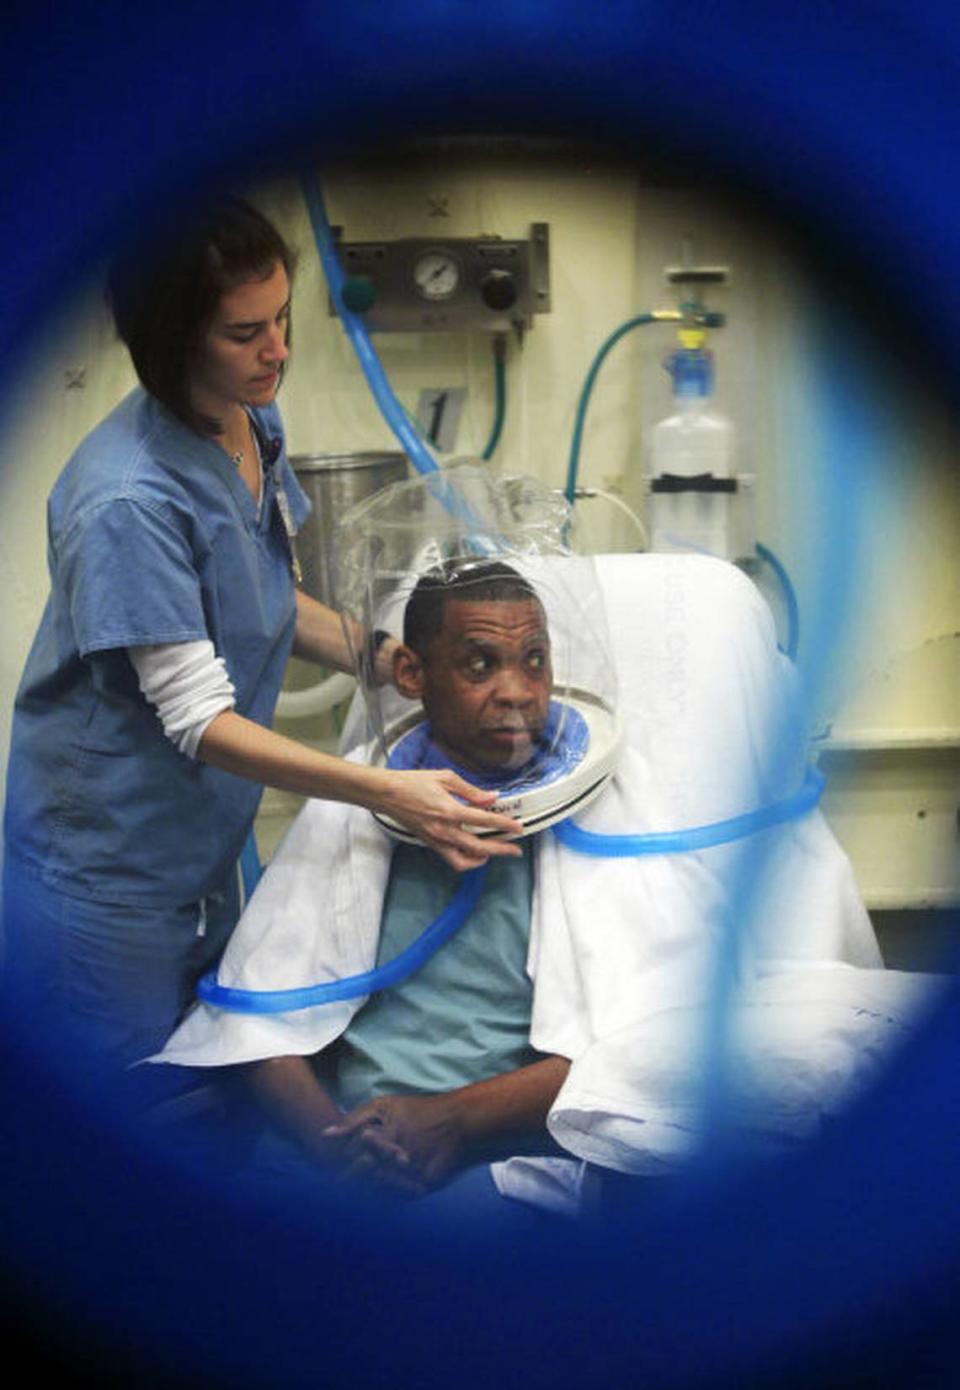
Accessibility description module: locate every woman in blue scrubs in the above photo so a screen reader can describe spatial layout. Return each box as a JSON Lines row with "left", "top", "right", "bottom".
{"left": 1, "top": 197, "right": 521, "bottom": 1078}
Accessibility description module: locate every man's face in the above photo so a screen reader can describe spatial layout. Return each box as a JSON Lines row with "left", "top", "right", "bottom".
{"left": 398, "top": 597, "right": 553, "bottom": 772}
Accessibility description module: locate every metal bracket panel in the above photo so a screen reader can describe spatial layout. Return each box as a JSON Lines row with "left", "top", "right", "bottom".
{"left": 328, "top": 224, "right": 551, "bottom": 333}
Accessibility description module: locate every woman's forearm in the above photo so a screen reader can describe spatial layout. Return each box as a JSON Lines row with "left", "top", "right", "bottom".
{"left": 291, "top": 589, "right": 357, "bottom": 672}
{"left": 197, "top": 709, "right": 523, "bottom": 870}
{"left": 198, "top": 708, "right": 388, "bottom": 806}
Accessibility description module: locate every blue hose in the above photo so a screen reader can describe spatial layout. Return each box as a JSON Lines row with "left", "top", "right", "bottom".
{"left": 212, "top": 768, "right": 825, "bottom": 1014}
{"left": 198, "top": 862, "right": 490, "bottom": 1014}
{"left": 301, "top": 173, "right": 493, "bottom": 543}
{"left": 304, "top": 171, "right": 509, "bottom": 473}
{"left": 300, "top": 172, "right": 439, "bottom": 478}
{"left": 755, "top": 542, "right": 800, "bottom": 661}
{"left": 552, "top": 765, "right": 824, "bottom": 857}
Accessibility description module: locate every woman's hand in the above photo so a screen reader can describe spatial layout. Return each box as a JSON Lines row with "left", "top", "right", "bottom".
{"left": 376, "top": 768, "right": 523, "bottom": 870}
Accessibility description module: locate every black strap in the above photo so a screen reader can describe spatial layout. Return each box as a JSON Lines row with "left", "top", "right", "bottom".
{"left": 651, "top": 473, "right": 738, "bottom": 494}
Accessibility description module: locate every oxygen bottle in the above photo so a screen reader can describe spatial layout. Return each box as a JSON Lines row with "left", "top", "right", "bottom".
{"left": 648, "top": 329, "right": 738, "bottom": 557}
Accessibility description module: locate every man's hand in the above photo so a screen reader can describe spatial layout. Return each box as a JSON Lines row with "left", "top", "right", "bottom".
{"left": 324, "top": 1093, "right": 467, "bottom": 1196}
{"left": 249, "top": 1055, "right": 570, "bottom": 1202}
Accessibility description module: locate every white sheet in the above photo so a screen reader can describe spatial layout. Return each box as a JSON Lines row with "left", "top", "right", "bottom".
{"left": 547, "top": 962, "right": 946, "bottom": 1175}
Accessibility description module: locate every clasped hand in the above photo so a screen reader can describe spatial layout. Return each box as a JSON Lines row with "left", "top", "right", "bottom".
{"left": 322, "top": 1093, "right": 466, "bottom": 1198}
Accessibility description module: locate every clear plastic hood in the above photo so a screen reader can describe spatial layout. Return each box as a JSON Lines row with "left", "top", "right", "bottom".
{"left": 334, "top": 461, "right": 622, "bottom": 837}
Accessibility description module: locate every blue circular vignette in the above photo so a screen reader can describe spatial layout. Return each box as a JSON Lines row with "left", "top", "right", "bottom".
{"left": 2, "top": 3, "right": 960, "bottom": 1389}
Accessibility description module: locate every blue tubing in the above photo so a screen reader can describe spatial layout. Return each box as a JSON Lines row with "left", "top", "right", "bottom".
{"left": 208, "top": 769, "right": 824, "bottom": 1014}
{"left": 301, "top": 171, "right": 491, "bottom": 544}
{"left": 552, "top": 765, "right": 825, "bottom": 857}
{"left": 197, "top": 863, "right": 489, "bottom": 1014}
{"left": 756, "top": 542, "right": 800, "bottom": 661}
{"left": 238, "top": 829, "right": 263, "bottom": 901}
{"left": 300, "top": 172, "right": 439, "bottom": 478}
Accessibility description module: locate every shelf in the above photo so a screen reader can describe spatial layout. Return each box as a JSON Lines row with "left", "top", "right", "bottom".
{"left": 817, "top": 729, "right": 960, "bottom": 752}
{"left": 815, "top": 633, "right": 960, "bottom": 755}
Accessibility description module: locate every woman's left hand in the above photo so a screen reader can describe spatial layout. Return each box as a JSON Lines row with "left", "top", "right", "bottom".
{"left": 374, "top": 768, "right": 523, "bottom": 871}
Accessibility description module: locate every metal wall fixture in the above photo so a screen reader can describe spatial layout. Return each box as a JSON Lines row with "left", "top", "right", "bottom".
{"left": 328, "top": 224, "right": 551, "bottom": 333}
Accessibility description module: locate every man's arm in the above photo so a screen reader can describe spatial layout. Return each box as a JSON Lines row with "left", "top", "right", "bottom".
{"left": 325, "top": 1055, "right": 571, "bottom": 1194}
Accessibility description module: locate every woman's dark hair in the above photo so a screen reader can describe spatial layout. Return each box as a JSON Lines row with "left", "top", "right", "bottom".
{"left": 106, "top": 196, "right": 297, "bottom": 434}
{"left": 404, "top": 559, "right": 540, "bottom": 654}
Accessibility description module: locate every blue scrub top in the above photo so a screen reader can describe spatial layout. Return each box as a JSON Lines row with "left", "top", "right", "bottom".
{"left": 4, "top": 387, "right": 310, "bottom": 908}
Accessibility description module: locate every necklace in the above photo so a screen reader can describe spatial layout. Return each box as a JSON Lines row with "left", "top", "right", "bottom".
{"left": 231, "top": 449, "right": 244, "bottom": 467}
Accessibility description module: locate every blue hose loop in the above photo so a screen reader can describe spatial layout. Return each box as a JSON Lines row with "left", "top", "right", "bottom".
{"left": 756, "top": 541, "right": 801, "bottom": 661}
{"left": 303, "top": 170, "right": 509, "bottom": 476}
{"left": 300, "top": 172, "right": 439, "bottom": 480}
{"left": 552, "top": 764, "right": 825, "bottom": 857}
{"left": 198, "top": 862, "right": 489, "bottom": 1014}
{"left": 213, "top": 767, "right": 824, "bottom": 1014}
{"left": 301, "top": 171, "right": 494, "bottom": 546}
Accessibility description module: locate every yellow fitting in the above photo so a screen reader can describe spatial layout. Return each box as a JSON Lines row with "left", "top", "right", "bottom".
{"left": 651, "top": 308, "right": 683, "bottom": 322}
{"left": 678, "top": 328, "right": 706, "bottom": 349}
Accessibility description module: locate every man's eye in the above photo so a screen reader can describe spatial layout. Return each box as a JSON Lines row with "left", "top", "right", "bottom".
{"left": 526, "top": 650, "right": 547, "bottom": 671}
{"left": 466, "top": 654, "right": 491, "bottom": 675}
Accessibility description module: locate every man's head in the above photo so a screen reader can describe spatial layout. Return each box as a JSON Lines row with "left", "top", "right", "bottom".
{"left": 395, "top": 560, "right": 553, "bottom": 773}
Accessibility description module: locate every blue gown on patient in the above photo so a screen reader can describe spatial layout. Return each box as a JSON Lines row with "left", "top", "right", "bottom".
{"left": 386, "top": 700, "right": 589, "bottom": 791}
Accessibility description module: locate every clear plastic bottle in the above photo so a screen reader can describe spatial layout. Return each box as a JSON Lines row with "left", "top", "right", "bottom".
{"left": 648, "top": 341, "right": 737, "bottom": 556}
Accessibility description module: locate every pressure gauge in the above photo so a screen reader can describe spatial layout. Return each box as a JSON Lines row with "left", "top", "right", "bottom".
{"left": 412, "top": 249, "right": 461, "bottom": 301}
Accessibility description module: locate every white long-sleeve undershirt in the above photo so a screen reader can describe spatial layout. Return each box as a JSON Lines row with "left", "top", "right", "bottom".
{"left": 129, "top": 640, "right": 236, "bottom": 759}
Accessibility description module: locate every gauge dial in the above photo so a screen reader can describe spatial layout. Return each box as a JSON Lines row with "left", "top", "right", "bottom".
{"left": 412, "top": 249, "right": 461, "bottom": 301}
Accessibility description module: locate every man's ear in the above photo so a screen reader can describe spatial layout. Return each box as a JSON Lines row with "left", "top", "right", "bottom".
{"left": 392, "top": 644, "right": 425, "bottom": 700}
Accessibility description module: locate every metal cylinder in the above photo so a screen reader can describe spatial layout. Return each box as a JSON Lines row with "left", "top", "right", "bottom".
{"left": 290, "top": 452, "right": 409, "bottom": 606}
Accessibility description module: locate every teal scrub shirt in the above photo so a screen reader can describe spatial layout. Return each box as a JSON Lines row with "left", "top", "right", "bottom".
{"left": 324, "top": 841, "right": 539, "bottom": 1110}
{"left": 4, "top": 386, "right": 310, "bottom": 909}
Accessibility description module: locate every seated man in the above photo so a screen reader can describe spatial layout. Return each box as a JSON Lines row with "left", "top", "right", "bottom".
{"left": 158, "top": 551, "right": 890, "bottom": 1213}
{"left": 169, "top": 559, "right": 574, "bottom": 1203}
